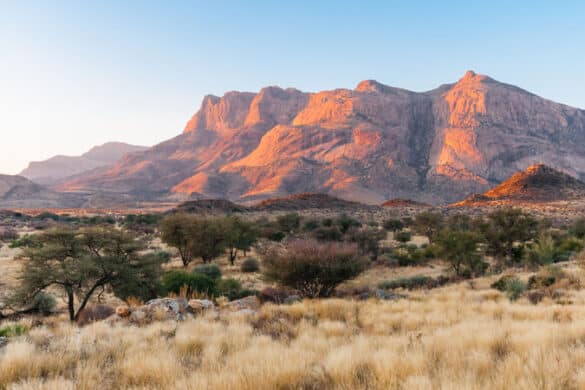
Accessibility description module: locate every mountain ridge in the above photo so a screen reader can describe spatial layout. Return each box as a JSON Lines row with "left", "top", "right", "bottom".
{"left": 54, "top": 71, "right": 585, "bottom": 205}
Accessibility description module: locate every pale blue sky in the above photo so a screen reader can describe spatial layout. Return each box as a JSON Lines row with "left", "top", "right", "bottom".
{"left": 1, "top": 1, "right": 584, "bottom": 174}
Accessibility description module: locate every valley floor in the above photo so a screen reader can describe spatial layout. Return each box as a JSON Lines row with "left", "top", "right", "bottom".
{"left": 3, "top": 280, "right": 585, "bottom": 389}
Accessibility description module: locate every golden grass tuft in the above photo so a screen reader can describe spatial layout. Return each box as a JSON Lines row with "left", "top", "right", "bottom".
{"left": 4, "top": 282, "right": 585, "bottom": 388}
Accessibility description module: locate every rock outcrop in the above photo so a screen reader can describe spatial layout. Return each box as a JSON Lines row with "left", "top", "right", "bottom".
{"left": 455, "top": 164, "right": 585, "bottom": 205}
{"left": 56, "top": 72, "right": 585, "bottom": 205}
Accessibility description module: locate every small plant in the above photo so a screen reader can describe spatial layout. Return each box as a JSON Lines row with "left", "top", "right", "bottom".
{"left": 241, "top": 258, "right": 260, "bottom": 273}
{"left": 505, "top": 278, "right": 527, "bottom": 301}
{"left": 0, "top": 324, "right": 27, "bottom": 337}
{"left": 193, "top": 264, "right": 222, "bottom": 280}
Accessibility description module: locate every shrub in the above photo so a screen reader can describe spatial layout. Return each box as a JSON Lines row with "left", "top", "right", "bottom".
{"left": 344, "top": 226, "right": 386, "bottom": 259}
{"left": 302, "top": 219, "right": 321, "bottom": 232}
{"left": 505, "top": 279, "right": 527, "bottom": 301}
{"left": 162, "top": 271, "right": 217, "bottom": 296}
{"left": 311, "top": 226, "right": 343, "bottom": 242}
{"left": 262, "top": 239, "right": 368, "bottom": 298}
{"left": 335, "top": 214, "right": 361, "bottom": 234}
{"left": 30, "top": 292, "right": 56, "bottom": 315}
{"left": 378, "top": 275, "right": 449, "bottom": 290}
{"left": 394, "top": 231, "right": 411, "bottom": 243}
{"left": 241, "top": 258, "right": 260, "bottom": 273}
{"left": 434, "top": 229, "right": 486, "bottom": 277}
{"left": 268, "top": 230, "right": 286, "bottom": 242}
{"left": 383, "top": 219, "right": 404, "bottom": 232}
{"left": 193, "top": 264, "right": 222, "bottom": 280}
{"left": 491, "top": 275, "right": 517, "bottom": 292}
{"left": 217, "top": 278, "right": 243, "bottom": 300}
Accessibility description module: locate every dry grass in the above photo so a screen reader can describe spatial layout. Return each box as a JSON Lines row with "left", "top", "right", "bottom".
{"left": 4, "top": 281, "right": 585, "bottom": 389}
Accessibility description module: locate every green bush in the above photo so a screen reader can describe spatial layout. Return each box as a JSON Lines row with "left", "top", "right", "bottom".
{"left": 302, "top": 219, "right": 321, "bottom": 232}
{"left": 193, "top": 264, "right": 222, "bottom": 280}
{"left": 217, "top": 278, "right": 243, "bottom": 300}
{"left": 162, "top": 271, "right": 217, "bottom": 296}
{"left": 506, "top": 279, "right": 527, "bottom": 301}
{"left": 241, "top": 258, "right": 260, "bottom": 273}
{"left": 0, "top": 324, "right": 27, "bottom": 337}
{"left": 30, "top": 292, "right": 56, "bottom": 315}
{"left": 394, "top": 231, "right": 411, "bottom": 243}
{"left": 383, "top": 219, "right": 404, "bottom": 232}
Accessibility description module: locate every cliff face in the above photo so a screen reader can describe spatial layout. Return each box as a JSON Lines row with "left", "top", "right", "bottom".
{"left": 58, "top": 71, "right": 585, "bottom": 205}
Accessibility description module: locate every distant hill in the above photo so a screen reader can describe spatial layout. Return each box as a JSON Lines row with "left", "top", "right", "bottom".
{"left": 455, "top": 164, "right": 585, "bottom": 206}
{"left": 0, "top": 174, "right": 84, "bottom": 208}
{"left": 381, "top": 198, "right": 431, "bottom": 208}
{"left": 20, "top": 142, "right": 147, "bottom": 185}
{"left": 250, "top": 193, "right": 373, "bottom": 211}
{"left": 173, "top": 199, "right": 248, "bottom": 214}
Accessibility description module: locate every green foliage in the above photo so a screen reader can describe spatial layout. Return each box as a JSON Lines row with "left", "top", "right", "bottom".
{"left": 15, "top": 226, "right": 164, "bottom": 321}
{"left": 162, "top": 271, "right": 217, "bottom": 296}
{"left": 262, "top": 239, "right": 368, "bottom": 298}
{"left": 216, "top": 278, "right": 254, "bottom": 300}
{"left": 335, "top": 214, "right": 361, "bottom": 234}
{"left": 9, "top": 234, "right": 40, "bottom": 249}
{"left": 569, "top": 218, "right": 585, "bottom": 239}
{"left": 394, "top": 231, "right": 411, "bottom": 243}
{"left": 490, "top": 275, "right": 527, "bottom": 301}
{"left": 224, "top": 216, "right": 258, "bottom": 265}
{"left": 0, "top": 324, "right": 27, "bottom": 338}
{"left": 302, "top": 219, "right": 321, "bottom": 232}
{"left": 434, "top": 229, "right": 486, "bottom": 277}
{"left": 383, "top": 219, "right": 404, "bottom": 232}
{"left": 30, "top": 292, "right": 56, "bottom": 315}
{"left": 268, "top": 231, "right": 286, "bottom": 242}
{"left": 160, "top": 214, "right": 227, "bottom": 265}
{"left": 505, "top": 278, "right": 527, "bottom": 301}
{"left": 480, "top": 208, "right": 539, "bottom": 264}
{"left": 241, "top": 258, "right": 260, "bottom": 273}
{"left": 412, "top": 211, "right": 444, "bottom": 243}
{"left": 194, "top": 264, "right": 222, "bottom": 280}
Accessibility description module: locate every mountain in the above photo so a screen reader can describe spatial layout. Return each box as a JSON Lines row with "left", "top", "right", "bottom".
{"left": 456, "top": 164, "right": 585, "bottom": 206}
{"left": 0, "top": 175, "right": 84, "bottom": 208}
{"left": 58, "top": 71, "right": 585, "bottom": 205}
{"left": 250, "top": 193, "right": 373, "bottom": 211}
{"left": 21, "top": 142, "right": 148, "bottom": 185}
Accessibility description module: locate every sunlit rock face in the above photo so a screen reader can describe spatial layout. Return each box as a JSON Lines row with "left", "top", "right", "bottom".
{"left": 59, "top": 72, "right": 585, "bottom": 205}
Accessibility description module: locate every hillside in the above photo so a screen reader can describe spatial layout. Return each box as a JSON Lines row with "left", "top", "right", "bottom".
{"left": 21, "top": 142, "right": 147, "bottom": 185}
{"left": 50, "top": 71, "right": 585, "bottom": 205}
{"left": 250, "top": 193, "right": 373, "bottom": 211}
{"left": 455, "top": 164, "right": 585, "bottom": 206}
{"left": 0, "top": 175, "right": 84, "bottom": 208}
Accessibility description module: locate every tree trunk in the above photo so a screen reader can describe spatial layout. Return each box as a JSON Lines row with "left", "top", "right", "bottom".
{"left": 229, "top": 248, "right": 237, "bottom": 266}
{"left": 66, "top": 286, "right": 75, "bottom": 321}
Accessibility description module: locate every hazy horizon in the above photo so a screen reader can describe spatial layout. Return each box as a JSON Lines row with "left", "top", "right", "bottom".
{"left": 1, "top": 1, "right": 584, "bottom": 175}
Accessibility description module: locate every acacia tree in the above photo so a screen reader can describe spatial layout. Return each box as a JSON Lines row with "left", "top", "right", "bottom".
{"left": 480, "top": 208, "right": 539, "bottom": 264}
{"left": 161, "top": 214, "right": 196, "bottom": 267}
{"left": 15, "top": 227, "right": 166, "bottom": 321}
{"left": 224, "top": 216, "right": 258, "bottom": 265}
{"left": 434, "top": 229, "right": 486, "bottom": 277}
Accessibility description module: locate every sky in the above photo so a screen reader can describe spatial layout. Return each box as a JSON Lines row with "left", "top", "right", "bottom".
{"left": 1, "top": 1, "right": 584, "bottom": 175}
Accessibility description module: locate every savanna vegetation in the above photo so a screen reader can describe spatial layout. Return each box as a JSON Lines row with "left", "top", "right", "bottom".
{"left": 3, "top": 207, "right": 585, "bottom": 388}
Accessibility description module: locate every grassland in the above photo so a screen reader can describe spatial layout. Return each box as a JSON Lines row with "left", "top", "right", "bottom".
{"left": 3, "top": 274, "right": 585, "bottom": 389}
